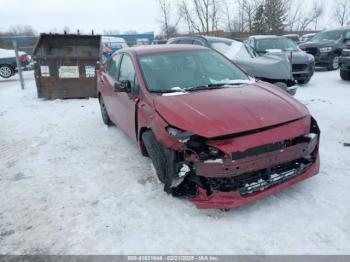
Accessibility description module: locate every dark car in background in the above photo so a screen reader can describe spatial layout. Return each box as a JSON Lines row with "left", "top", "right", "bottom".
{"left": 167, "top": 36, "right": 297, "bottom": 95}
{"left": 247, "top": 35, "right": 315, "bottom": 84}
{"left": 340, "top": 46, "right": 350, "bottom": 80}
{"left": 300, "top": 33, "right": 316, "bottom": 43}
{"left": 0, "top": 48, "right": 31, "bottom": 78}
{"left": 299, "top": 28, "right": 350, "bottom": 70}
{"left": 283, "top": 34, "right": 300, "bottom": 43}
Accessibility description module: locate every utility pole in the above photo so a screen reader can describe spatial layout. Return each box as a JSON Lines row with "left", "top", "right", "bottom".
{"left": 13, "top": 40, "right": 25, "bottom": 90}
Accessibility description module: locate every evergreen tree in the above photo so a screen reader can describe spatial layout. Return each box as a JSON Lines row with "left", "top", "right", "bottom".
{"left": 253, "top": 4, "right": 267, "bottom": 33}
{"left": 264, "top": 0, "right": 287, "bottom": 34}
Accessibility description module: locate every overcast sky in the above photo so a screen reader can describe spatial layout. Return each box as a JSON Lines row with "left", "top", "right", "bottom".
{"left": 0, "top": 0, "right": 339, "bottom": 35}
{"left": 0, "top": 0, "right": 160, "bottom": 34}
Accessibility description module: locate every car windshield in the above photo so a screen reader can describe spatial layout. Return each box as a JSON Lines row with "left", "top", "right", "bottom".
{"left": 312, "top": 30, "right": 343, "bottom": 41}
{"left": 207, "top": 39, "right": 235, "bottom": 54}
{"left": 287, "top": 36, "right": 299, "bottom": 42}
{"left": 139, "top": 50, "right": 250, "bottom": 93}
{"left": 224, "top": 41, "right": 257, "bottom": 60}
{"left": 256, "top": 38, "right": 299, "bottom": 52}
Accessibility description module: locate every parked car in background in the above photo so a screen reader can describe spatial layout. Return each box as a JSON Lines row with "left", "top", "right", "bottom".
{"left": 152, "top": 39, "right": 168, "bottom": 45}
{"left": 101, "top": 36, "right": 128, "bottom": 53}
{"left": 101, "top": 36, "right": 128, "bottom": 62}
{"left": 167, "top": 36, "right": 296, "bottom": 95}
{"left": 283, "top": 34, "right": 300, "bottom": 43}
{"left": 299, "top": 28, "right": 350, "bottom": 70}
{"left": 0, "top": 48, "right": 31, "bottom": 78}
{"left": 247, "top": 35, "right": 315, "bottom": 84}
{"left": 300, "top": 33, "right": 316, "bottom": 43}
{"left": 96, "top": 45, "right": 320, "bottom": 209}
{"left": 340, "top": 46, "right": 350, "bottom": 80}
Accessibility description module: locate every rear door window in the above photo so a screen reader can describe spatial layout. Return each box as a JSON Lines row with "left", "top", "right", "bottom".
{"left": 193, "top": 40, "right": 204, "bottom": 46}
{"left": 179, "top": 39, "right": 194, "bottom": 45}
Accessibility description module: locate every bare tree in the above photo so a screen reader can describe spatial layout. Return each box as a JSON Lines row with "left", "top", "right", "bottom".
{"left": 6, "top": 25, "right": 37, "bottom": 36}
{"left": 103, "top": 29, "right": 121, "bottom": 35}
{"left": 287, "top": 0, "right": 323, "bottom": 32}
{"left": 178, "top": 0, "right": 223, "bottom": 35}
{"left": 123, "top": 30, "right": 138, "bottom": 34}
{"left": 237, "top": 0, "right": 245, "bottom": 32}
{"left": 333, "top": 0, "right": 350, "bottom": 26}
{"left": 311, "top": 1, "right": 323, "bottom": 30}
{"left": 287, "top": 0, "right": 302, "bottom": 31}
{"left": 157, "top": 0, "right": 180, "bottom": 38}
{"left": 179, "top": 0, "right": 199, "bottom": 33}
{"left": 244, "top": 0, "right": 259, "bottom": 32}
{"left": 222, "top": 0, "right": 235, "bottom": 33}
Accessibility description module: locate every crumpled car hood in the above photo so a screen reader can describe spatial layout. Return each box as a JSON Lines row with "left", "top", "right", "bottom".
{"left": 154, "top": 83, "right": 309, "bottom": 138}
{"left": 236, "top": 54, "right": 292, "bottom": 80}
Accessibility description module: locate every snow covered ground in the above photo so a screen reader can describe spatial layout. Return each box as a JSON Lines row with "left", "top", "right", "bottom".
{"left": 0, "top": 70, "right": 349, "bottom": 255}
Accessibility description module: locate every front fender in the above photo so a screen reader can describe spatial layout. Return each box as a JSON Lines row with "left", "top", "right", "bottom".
{"left": 137, "top": 99, "right": 183, "bottom": 151}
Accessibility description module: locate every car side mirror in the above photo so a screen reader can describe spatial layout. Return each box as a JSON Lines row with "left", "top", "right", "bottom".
{"left": 114, "top": 80, "right": 131, "bottom": 93}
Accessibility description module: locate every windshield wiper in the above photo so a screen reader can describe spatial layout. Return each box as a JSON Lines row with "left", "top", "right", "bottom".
{"left": 150, "top": 82, "right": 248, "bottom": 94}
{"left": 185, "top": 83, "right": 225, "bottom": 91}
{"left": 185, "top": 83, "right": 246, "bottom": 92}
{"left": 150, "top": 89, "right": 186, "bottom": 94}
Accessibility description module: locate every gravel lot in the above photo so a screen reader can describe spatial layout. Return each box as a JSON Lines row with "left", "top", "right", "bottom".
{"left": 0, "top": 70, "right": 349, "bottom": 255}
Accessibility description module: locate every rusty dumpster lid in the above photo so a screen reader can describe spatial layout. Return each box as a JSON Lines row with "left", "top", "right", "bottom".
{"left": 33, "top": 33, "right": 101, "bottom": 57}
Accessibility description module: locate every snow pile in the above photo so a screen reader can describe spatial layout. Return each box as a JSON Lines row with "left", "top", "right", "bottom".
{"left": 0, "top": 71, "right": 349, "bottom": 254}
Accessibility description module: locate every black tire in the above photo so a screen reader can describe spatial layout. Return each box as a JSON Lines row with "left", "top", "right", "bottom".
{"left": 98, "top": 95, "right": 113, "bottom": 126}
{"left": 340, "top": 70, "right": 350, "bottom": 81}
{"left": 328, "top": 54, "right": 340, "bottom": 71}
{"left": 142, "top": 130, "right": 167, "bottom": 183}
{"left": 297, "top": 77, "right": 311, "bottom": 85}
{"left": 0, "top": 65, "right": 14, "bottom": 79}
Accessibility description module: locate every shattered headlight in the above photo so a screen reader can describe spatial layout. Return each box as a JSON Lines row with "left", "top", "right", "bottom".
{"left": 319, "top": 47, "right": 332, "bottom": 53}
{"left": 166, "top": 126, "right": 224, "bottom": 160}
{"left": 166, "top": 127, "right": 194, "bottom": 143}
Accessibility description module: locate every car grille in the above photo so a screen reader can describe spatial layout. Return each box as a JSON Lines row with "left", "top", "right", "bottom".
{"left": 206, "top": 157, "right": 314, "bottom": 196}
{"left": 292, "top": 64, "right": 308, "bottom": 72}
{"left": 342, "top": 49, "right": 350, "bottom": 56}
{"left": 305, "top": 47, "right": 318, "bottom": 57}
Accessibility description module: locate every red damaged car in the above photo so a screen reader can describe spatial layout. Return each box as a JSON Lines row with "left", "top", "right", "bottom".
{"left": 97, "top": 45, "right": 320, "bottom": 209}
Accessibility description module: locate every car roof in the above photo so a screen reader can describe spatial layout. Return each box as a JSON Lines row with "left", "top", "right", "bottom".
{"left": 250, "top": 35, "right": 285, "bottom": 40}
{"left": 302, "top": 33, "right": 316, "bottom": 36}
{"left": 322, "top": 27, "right": 350, "bottom": 32}
{"left": 283, "top": 34, "right": 299, "bottom": 37}
{"left": 169, "top": 35, "right": 235, "bottom": 43}
{"left": 124, "top": 44, "right": 210, "bottom": 56}
{"left": 201, "top": 36, "right": 235, "bottom": 42}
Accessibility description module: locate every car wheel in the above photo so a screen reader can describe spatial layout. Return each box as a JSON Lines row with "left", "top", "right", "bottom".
{"left": 98, "top": 95, "right": 113, "bottom": 126}
{"left": 328, "top": 55, "right": 340, "bottom": 70}
{"left": 0, "top": 65, "right": 14, "bottom": 78}
{"left": 142, "top": 130, "right": 168, "bottom": 183}
{"left": 340, "top": 70, "right": 350, "bottom": 81}
{"left": 297, "top": 77, "right": 311, "bottom": 85}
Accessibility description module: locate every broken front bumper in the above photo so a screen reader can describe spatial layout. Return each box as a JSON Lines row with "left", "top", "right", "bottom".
{"left": 190, "top": 156, "right": 319, "bottom": 209}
